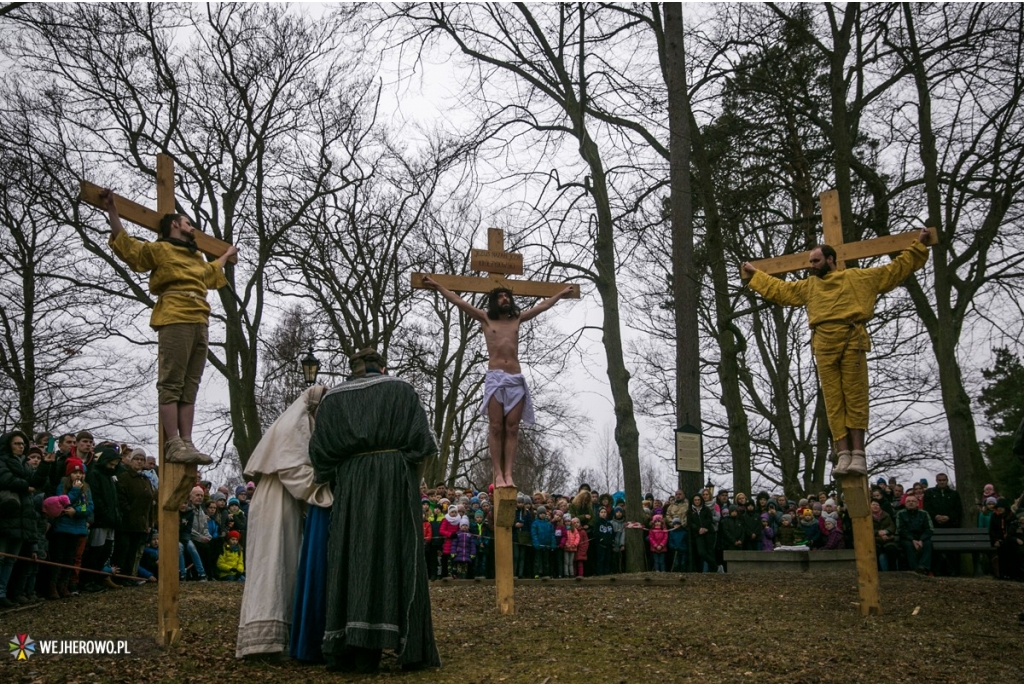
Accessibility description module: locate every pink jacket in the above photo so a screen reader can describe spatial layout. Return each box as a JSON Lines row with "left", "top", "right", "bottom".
{"left": 563, "top": 528, "right": 580, "bottom": 552}
{"left": 440, "top": 518, "right": 459, "bottom": 554}
{"left": 648, "top": 527, "right": 669, "bottom": 552}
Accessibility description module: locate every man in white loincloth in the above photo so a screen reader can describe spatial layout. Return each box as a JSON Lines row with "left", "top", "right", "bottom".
{"left": 422, "top": 277, "right": 572, "bottom": 488}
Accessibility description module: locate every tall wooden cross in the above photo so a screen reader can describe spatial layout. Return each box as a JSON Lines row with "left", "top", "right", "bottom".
{"left": 413, "top": 227, "right": 579, "bottom": 615}
{"left": 743, "top": 189, "right": 936, "bottom": 616}
{"left": 79, "top": 153, "right": 234, "bottom": 646}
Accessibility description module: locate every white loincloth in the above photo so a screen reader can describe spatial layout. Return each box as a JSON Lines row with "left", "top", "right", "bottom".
{"left": 480, "top": 369, "right": 535, "bottom": 425}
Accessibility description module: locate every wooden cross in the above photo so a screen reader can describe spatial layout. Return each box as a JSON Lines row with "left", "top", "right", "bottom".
{"left": 415, "top": 227, "right": 578, "bottom": 615}
{"left": 742, "top": 189, "right": 936, "bottom": 617}
{"left": 411, "top": 227, "right": 580, "bottom": 300}
{"left": 78, "top": 154, "right": 221, "bottom": 646}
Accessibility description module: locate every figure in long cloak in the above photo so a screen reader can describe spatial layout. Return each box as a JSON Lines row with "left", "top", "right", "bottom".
{"left": 235, "top": 385, "right": 332, "bottom": 658}
{"left": 310, "top": 348, "right": 441, "bottom": 673}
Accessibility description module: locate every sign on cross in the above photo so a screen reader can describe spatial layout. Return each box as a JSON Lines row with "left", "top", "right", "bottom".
{"left": 412, "top": 228, "right": 580, "bottom": 299}
{"left": 741, "top": 189, "right": 936, "bottom": 616}
{"left": 78, "top": 154, "right": 214, "bottom": 646}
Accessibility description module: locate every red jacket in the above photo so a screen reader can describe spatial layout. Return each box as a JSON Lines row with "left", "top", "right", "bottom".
{"left": 422, "top": 520, "right": 433, "bottom": 545}
{"left": 440, "top": 518, "right": 459, "bottom": 554}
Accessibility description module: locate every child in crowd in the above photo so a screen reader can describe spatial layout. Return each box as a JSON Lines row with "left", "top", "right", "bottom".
{"left": 648, "top": 515, "right": 668, "bottom": 572}
{"left": 439, "top": 506, "right": 461, "bottom": 579}
{"left": 552, "top": 511, "right": 567, "bottom": 578}
{"left": 52, "top": 459, "right": 93, "bottom": 597}
{"left": 451, "top": 517, "right": 476, "bottom": 579}
{"left": 472, "top": 509, "right": 492, "bottom": 579}
{"left": 776, "top": 514, "right": 800, "bottom": 547}
{"left": 562, "top": 514, "right": 579, "bottom": 577}
{"left": 595, "top": 507, "right": 615, "bottom": 575}
{"left": 573, "top": 518, "right": 589, "bottom": 577}
{"left": 611, "top": 507, "right": 627, "bottom": 573}
{"left": 668, "top": 517, "right": 688, "bottom": 572}
{"left": 226, "top": 497, "right": 247, "bottom": 546}
{"left": 819, "top": 517, "right": 845, "bottom": 550}
{"left": 217, "top": 530, "right": 245, "bottom": 580}
{"left": 798, "top": 508, "right": 821, "bottom": 548}
{"left": 422, "top": 509, "right": 434, "bottom": 578}
{"left": 531, "top": 506, "right": 555, "bottom": 578}
{"left": 759, "top": 513, "right": 775, "bottom": 551}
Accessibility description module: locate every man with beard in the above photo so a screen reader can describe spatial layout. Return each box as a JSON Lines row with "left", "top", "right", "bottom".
{"left": 741, "top": 226, "right": 931, "bottom": 477}
{"left": 421, "top": 276, "right": 572, "bottom": 488}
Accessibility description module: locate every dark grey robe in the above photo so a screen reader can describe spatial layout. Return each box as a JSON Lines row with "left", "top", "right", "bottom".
{"left": 310, "top": 373, "right": 441, "bottom": 667}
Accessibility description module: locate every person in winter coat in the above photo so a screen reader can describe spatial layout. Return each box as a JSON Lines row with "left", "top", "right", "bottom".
{"left": 513, "top": 496, "right": 534, "bottom": 579}
{"left": 797, "top": 508, "right": 822, "bottom": 549}
{"left": 110, "top": 447, "right": 155, "bottom": 584}
{"left": 439, "top": 507, "right": 461, "bottom": 579}
{"left": 472, "top": 509, "right": 493, "bottom": 579}
{"left": 531, "top": 507, "right": 556, "bottom": 577}
{"left": 717, "top": 507, "right": 745, "bottom": 564}
{"left": 450, "top": 518, "right": 477, "bottom": 579}
{"left": 775, "top": 514, "right": 800, "bottom": 547}
{"left": 896, "top": 495, "right": 934, "bottom": 574}
{"left": 0, "top": 431, "right": 46, "bottom": 607}
{"left": 668, "top": 517, "right": 688, "bottom": 572}
{"left": 648, "top": 515, "right": 669, "bottom": 572}
{"left": 594, "top": 508, "right": 615, "bottom": 576}
{"left": 610, "top": 507, "right": 627, "bottom": 573}
{"left": 818, "top": 517, "right": 845, "bottom": 550}
{"left": 870, "top": 501, "right": 898, "bottom": 571}
{"left": 217, "top": 530, "right": 246, "bottom": 580}
{"left": 687, "top": 494, "right": 716, "bottom": 573}
{"left": 990, "top": 498, "right": 1020, "bottom": 580}
{"left": 573, "top": 518, "right": 590, "bottom": 577}
{"left": 759, "top": 513, "right": 775, "bottom": 551}
{"left": 52, "top": 458, "right": 94, "bottom": 597}
{"left": 562, "top": 514, "right": 580, "bottom": 577}
{"left": 82, "top": 445, "right": 122, "bottom": 592}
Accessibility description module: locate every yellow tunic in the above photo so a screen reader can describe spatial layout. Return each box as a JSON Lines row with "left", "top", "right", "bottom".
{"left": 109, "top": 231, "right": 227, "bottom": 329}
{"left": 748, "top": 241, "right": 929, "bottom": 440}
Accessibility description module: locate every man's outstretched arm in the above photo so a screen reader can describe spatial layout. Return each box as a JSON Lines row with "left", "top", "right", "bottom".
{"left": 421, "top": 275, "right": 486, "bottom": 322}
{"left": 520, "top": 285, "right": 574, "bottom": 322}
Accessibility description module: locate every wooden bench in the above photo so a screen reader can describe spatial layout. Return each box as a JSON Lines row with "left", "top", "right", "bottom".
{"left": 930, "top": 528, "right": 993, "bottom": 553}
{"left": 723, "top": 549, "right": 856, "bottom": 573}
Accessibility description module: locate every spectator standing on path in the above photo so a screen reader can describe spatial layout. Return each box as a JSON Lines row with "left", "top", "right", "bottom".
{"left": 82, "top": 445, "right": 121, "bottom": 592}
{"left": 0, "top": 431, "right": 45, "bottom": 607}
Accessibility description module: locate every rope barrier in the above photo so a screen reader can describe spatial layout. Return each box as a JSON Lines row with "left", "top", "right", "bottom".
{"left": 0, "top": 551, "right": 148, "bottom": 583}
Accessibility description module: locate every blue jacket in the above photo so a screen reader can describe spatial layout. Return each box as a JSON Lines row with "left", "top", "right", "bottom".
{"left": 668, "top": 526, "right": 688, "bottom": 552}
{"left": 531, "top": 518, "right": 556, "bottom": 550}
{"left": 52, "top": 481, "right": 93, "bottom": 535}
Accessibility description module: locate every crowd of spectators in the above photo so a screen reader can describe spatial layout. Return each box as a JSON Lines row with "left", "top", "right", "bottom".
{"left": 4, "top": 425, "right": 1024, "bottom": 611}
{"left": 420, "top": 476, "right": 1024, "bottom": 581}
{"left": 0, "top": 429, "right": 253, "bottom": 609}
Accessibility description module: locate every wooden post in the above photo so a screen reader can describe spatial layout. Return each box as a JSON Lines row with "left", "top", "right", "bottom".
{"left": 414, "top": 228, "right": 580, "bottom": 615}
{"left": 741, "top": 190, "right": 938, "bottom": 616}
{"left": 493, "top": 486, "right": 517, "bottom": 615}
{"left": 79, "top": 153, "right": 213, "bottom": 646}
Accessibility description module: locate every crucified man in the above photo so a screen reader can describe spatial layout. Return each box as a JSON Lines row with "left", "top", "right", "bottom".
{"left": 422, "top": 276, "right": 573, "bottom": 488}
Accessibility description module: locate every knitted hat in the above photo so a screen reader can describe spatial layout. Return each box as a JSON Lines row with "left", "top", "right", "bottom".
{"left": 218, "top": 486, "right": 230, "bottom": 496}
{"left": 227, "top": 530, "right": 241, "bottom": 541}
{"left": 65, "top": 457, "right": 84, "bottom": 475}
{"left": 760, "top": 513, "right": 770, "bottom": 521}
{"left": 474, "top": 509, "right": 484, "bottom": 518}
{"left": 516, "top": 494, "right": 528, "bottom": 504}
{"left": 42, "top": 495, "right": 70, "bottom": 518}
{"left": 824, "top": 517, "right": 836, "bottom": 528}
{"left": 799, "top": 507, "right": 813, "bottom": 518}
{"left": 824, "top": 498, "right": 836, "bottom": 508}
{"left": 985, "top": 496, "right": 997, "bottom": 505}
{"left": 563, "top": 513, "right": 572, "bottom": 522}
{"left": 235, "top": 485, "right": 247, "bottom": 495}
{"left": 213, "top": 492, "right": 227, "bottom": 502}
{"left": 130, "top": 447, "right": 147, "bottom": 460}
{"left": 246, "top": 481, "right": 255, "bottom": 490}
{"left": 459, "top": 516, "right": 470, "bottom": 527}
{"left": 228, "top": 497, "right": 240, "bottom": 507}
{"left": 720, "top": 507, "right": 730, "bottom": 515}
{"left": 781, "top": 514, "right": 793, "bottom": 523}
{"left": 671, "top": 517, "right": 681, "bottom": 526}
{"left": 536, "top": 505, "right": 547, "bottom": 516}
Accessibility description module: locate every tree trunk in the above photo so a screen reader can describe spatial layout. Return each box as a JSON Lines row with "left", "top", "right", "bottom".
{"left": 663, "top": 3, "right": 709, "bottom": 500}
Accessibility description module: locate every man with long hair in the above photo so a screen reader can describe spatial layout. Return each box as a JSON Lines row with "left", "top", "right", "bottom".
{"left": 422, "top": 277, "right": 572, "bottom": 488}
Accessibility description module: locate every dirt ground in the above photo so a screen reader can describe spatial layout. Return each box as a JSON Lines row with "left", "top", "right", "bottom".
{"left": 1, "top": 571, "right": 1022, "bottom": 683}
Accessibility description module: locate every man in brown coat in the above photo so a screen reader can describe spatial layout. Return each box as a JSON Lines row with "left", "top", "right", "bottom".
{"left": 112, "top": 448, "right": 155, "bottom": 584}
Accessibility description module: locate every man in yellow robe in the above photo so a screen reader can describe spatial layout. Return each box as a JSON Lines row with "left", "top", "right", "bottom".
{"left": 740, "top": 226, "right": 931, "bottom": 477}
{"left": 102, "top": 189, "right": 238, "bottom": 464}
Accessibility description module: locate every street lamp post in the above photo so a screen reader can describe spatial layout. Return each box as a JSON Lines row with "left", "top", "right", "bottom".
{"left": 300, "top": 348, "right": 320, "bottom": 387}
